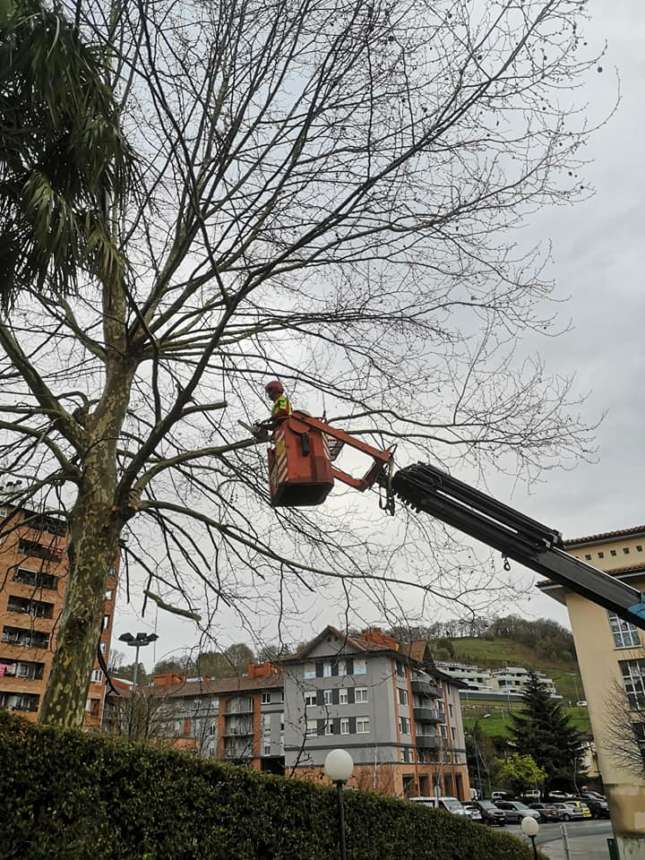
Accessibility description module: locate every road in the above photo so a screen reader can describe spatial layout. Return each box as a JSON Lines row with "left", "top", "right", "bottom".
{"left": 506, "top": 820, "right": 614, "bottom": 859}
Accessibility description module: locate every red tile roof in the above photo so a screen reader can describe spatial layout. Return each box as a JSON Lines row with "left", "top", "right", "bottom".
{"left": 564, "top": 524, "right": 645, "bottom": 547}
{"left": 110, "top": 672, "right": 283, "bottom": 700}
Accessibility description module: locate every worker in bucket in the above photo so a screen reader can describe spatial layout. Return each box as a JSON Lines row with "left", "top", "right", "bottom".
{"left": 265, "top": 379, "right": 292, "bottom": 421}
{"left": 253, "top": 380, "right": 293, "bottom": 439}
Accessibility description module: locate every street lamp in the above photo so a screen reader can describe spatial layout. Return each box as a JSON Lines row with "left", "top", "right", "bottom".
{"left": 324, "top": 749, "right": 354, "bottom": 860}
{"left": 118, "top": 631, "right": 158, "bottom": 739}
{"left": 521, "top": 816, "right": 539, "bottom": 860}
{"left": 118, "top": 631, "right": 159, "bottom": 686}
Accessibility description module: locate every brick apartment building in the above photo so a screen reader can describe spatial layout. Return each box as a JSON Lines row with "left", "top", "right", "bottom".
{"left": 0, "top": 504, "right": 117, "bottom": 727}
{"left": 107, "top": 626, "right": 470, "bottom": 800}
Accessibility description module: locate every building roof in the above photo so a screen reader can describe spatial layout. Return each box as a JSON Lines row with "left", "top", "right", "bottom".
{"left": 564, "top": 524, "right": 645, "bottom": 548}
{"left": 538, "top": 561, "right": 645, "bottom": 600}
{"left": 111, "top": 671, "right": 284, "bottom": 700}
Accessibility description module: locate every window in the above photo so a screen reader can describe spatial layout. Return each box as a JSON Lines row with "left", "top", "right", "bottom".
{"left": 598, "top": 552, "right": 604, "bottom": 559}
{"left": 610, "top": 549, "right": 617, "bottom": 557}
{"left": 637, "top": 545, "right": 643, "bottom": 553}
{"left": 624, "top": 547, "right": 631, "bottom": 554}
{"left": 621, "top": 660, "right": 645, "bottom": 709}
{"left": 340, "top": 718, "right": 350, "bottom": 735}
{"left": 13, "top": 568, "right": 58, "bottom": 590}
{"left": 277, "top": 690, "right": 284, "bottom": 703}
{"left": 399, "top": 716, "right": 409, "bottom": 735}
{"left": 609, "top": 613, "right": 641, "bottom": 649}
{"left": 440, "top": 724, "right": 447, "bottom": 738}
{"left": 209, "top": 723, "right": 217, "bottom": 736}
{"left": 339, "top": 688, "right": 348, "bottom": 705}
{"left": 324, "top": 719, "right": 334, "bottom": 736}
{"left": 102, "top": 615, "right": 110, "bottom": 631}
{"left": 584, "top": 554, "right": 591, "bottom": 560}
{"left": 104, "top": 589, "right": 113, "bottom": 600}
{"left": 323, "top": 661, "right": 333, "bottom": 677}
{"left": 18, "top": 538, "right": 62, "bottom": 562}
{"left": 323, "top": 689, "right": 333, "bottom": 706}
{"left": 398, "top": 688, "right": 408, "bottom": 706}
{"left": 449, "top": 704, "right": 454, "bottom": 718}
{"left": 280, "top": 713, "right": 285, "bottom": 732}
{"left": 91, "top": 669, "right": 102, "bottom": 683}
{"left": 262, "top": 714, "right": 271, "bottom": 735}
{"left": 7, "top": 595, "right": 54, "bottom": 618}
{"left": 355, "top": 687, "right": 368, "bottom": 704}
{"left": 263, "top": 743, "right": 271, "bottom": 756}
{"left": 353, "top": 658, "right": 367, "bottom": 675}
{"left": 306, "top": 720, "right": 317, "bottom": 737}
{"left": 261, "top": 691, "right": 271, "bottom": 704}
{"left": 451, "top": 727, "right": 456, "bottom": 740}
{"left": 356, "top": 717, "right": 370, "bottom": 734}
{"left": 2, "top": 626, "right": 49, "bottom": 649}
{"left": 337, "top": 659, "right": 346, "bottom": 676}
{"left": 304, "top": 690, "right": 316, "bottom": 707}
{"left": 396, "top": 660, "right": 405, "bottom": 677}
{"left": 304, "top": 662, "right": 315, "bottom": 679}
{"left": 99, "top": 642, "right": 106, "bottom": 653}
{"left": 401, "top": 748, "right": 412, "bottom": 763}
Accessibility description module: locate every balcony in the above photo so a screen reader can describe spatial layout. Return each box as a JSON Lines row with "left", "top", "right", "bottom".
{"left": 411, "top": 678, "right": 441, "bottom": 698}
{"left": 413, "top": 706, "right": 441, "bottom": 722}
{"left": 415, "top": 735, "right": 440, "bottom": 750}
{"left": 223, "top": 726, "right": 253, "bottom": 737}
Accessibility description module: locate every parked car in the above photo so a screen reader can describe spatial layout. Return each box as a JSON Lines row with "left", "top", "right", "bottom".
{"left": 528, "top": 802, "right": 561, "bottom": 822}
{"left": 494, "top": 801, "right": 541, "bottom": 824}
{"left": 463, "top": 803, "right": 483, "bottom": 822}
{"left": 547, "top": 790, "right": 575, "bottom": 802}
{"left": 564, "top": 800, "right": 592, "bottom": 819}
{"left": 409, "top": 796, "right": 469, "bottom": 817}
{"left": 491, "top": 791, "right": 513, "bottom": 801}
{"left": 551, "top": 802, "right": 584, "bottom": 822}
{"left": 472, "top": 800, "right": 506, "bottom": 826}
{"left": 575, "top": 796, "right": 609, "bottom": 819}
{"left": 521, "top": 790, "right": 541, "bottom": 803}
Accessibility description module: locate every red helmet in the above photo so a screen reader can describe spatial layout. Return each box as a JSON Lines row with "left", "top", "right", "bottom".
{"left": 265, "top": 379, "right": 284, "bottom": 397}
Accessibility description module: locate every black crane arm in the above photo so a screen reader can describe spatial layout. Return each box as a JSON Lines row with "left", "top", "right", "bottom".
{"left": 390, "top": 463, "right": 645, "bottom": 631}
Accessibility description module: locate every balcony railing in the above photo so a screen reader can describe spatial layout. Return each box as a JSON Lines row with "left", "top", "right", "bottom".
{"left": 413, "top": 706, "right": 441, "bottom": 722}
{"left": 411, "top": 678, "right": 441, "bottom": 698}
{"left": 415, "top": 735, "right": 440, "bottom": 750}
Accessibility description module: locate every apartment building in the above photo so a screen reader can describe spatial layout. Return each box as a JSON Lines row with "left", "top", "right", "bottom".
{"left": 436, "top": 661, "right": 559, "bottom": 700}
{"left": 106, "top": 627, "right": 470, "bottom": 801}
{"left": 539, "top": 524, "right": 645, "bottom": 859}
{"left": 0, "top": 505, "right": 117, "bottom": 727}
{"left": 104, "top": 663, "right": 286, "bottom": 772}
{"left": 282, "top": 627, "right": 470, "bottom": 799}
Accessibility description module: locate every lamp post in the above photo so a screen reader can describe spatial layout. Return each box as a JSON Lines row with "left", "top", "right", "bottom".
{"left": 118, "top": 631, "right": 158, "bottom": 739}
{"left": 521, "top": 815, "right": 539, "bottom": 860}
{"left": 324, "top": 749, "right": 354, "bottom": 860}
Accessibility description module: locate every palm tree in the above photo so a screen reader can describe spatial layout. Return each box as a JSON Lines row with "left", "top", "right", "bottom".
{"left": 0, "top": 0, "right": 133, "bottom": 307}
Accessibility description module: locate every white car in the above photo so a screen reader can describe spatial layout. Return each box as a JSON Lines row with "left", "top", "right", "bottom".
{"left": 410, "top": 796, "right": 469, "bottom": 817}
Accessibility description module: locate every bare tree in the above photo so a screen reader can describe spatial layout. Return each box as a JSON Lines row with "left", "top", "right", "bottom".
{"left": 0, "top": 0, "right": 605, "bottom": 728}
{"left": 603, "top": 681, "right": 645, "bottom": 779}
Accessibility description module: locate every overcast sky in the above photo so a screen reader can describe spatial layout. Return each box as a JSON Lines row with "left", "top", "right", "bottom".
{"left": 113, "top": 1, "right": 645, "bottom": 668}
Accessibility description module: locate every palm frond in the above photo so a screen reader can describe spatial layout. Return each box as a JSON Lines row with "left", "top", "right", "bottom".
{"left": 0, "top": 0, "right": 134, "bottom": 307}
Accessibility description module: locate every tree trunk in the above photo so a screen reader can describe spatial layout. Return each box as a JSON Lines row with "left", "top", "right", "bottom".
{"left": 39, "top": 491, "right": 121, "bottom": 728}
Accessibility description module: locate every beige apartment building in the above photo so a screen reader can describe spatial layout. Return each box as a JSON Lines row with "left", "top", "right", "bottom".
{"left": 540, "top": 525, "right": 645, "bottom": 859}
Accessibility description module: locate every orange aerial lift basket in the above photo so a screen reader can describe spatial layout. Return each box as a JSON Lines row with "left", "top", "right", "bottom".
{"left": 268, "top": 411, "right": 393, "bottom": 507}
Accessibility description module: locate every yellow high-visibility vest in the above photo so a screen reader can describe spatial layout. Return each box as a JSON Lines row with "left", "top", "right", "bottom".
{"left": 271, "top": 395, "right": 292, "bottom": 418}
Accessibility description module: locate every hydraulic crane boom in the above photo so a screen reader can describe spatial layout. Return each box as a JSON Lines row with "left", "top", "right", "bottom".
{"left": 389, "top": 462, "right": 645, "bottom": 631}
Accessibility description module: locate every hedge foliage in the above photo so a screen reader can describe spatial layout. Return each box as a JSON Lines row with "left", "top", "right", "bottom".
{"left": 0, "top": 713, "right": 540, "bottom": 859}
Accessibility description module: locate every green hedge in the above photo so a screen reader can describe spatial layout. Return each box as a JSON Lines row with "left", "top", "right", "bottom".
{"left": 0, "top": 713, "right": 539, "bottom": 859}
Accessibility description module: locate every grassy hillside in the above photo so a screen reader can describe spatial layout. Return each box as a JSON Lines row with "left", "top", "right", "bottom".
{"left": 440, "top": 636, "right": 584, "bottom": 703}
{"left": 439, "top": 636, "right": 591, "bottom": 735}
